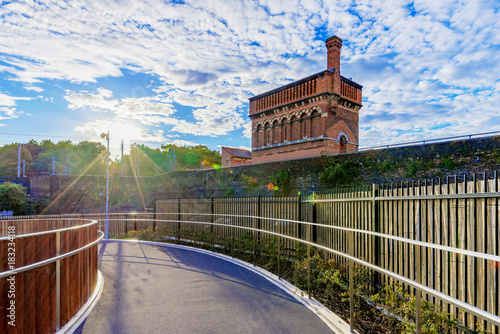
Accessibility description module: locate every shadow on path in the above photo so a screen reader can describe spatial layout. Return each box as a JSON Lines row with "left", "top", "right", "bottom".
{"left": 82, "top": 241, "right": 334, "bottom": 334}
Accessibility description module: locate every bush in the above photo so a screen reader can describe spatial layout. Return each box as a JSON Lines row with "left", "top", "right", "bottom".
{"left": 127, "top": 230, "right": 138, "bottom": 239}
{"left": 405, "top": 162, "right": 418, "bottom": 177}
{"left": 272, "top": 169, "right": 293, "bottom": 195}
{"left": 440, "top": 157, "right": 456, "bottom": 171}
{"left": 0, "top": 182, "right": 44, "bottom": 215}
{"left": 319, "top": 159, "right": 361, "bottom": 187}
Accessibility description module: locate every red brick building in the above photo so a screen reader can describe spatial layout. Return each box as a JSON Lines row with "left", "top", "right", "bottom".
{"left": 221, "top": 146, "right": 252, "bottom": 167}
{"left": 249, "top": 36, "right": 362, "bottom": 163}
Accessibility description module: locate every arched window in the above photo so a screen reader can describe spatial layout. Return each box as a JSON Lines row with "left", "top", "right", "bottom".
{"left": 338, "top": 131, "right": 348, "bottom": 153}
{"left": 290, "top": 116, "right": 299, "bottom": 141}
{"left": 273, "top": 120, "right": 280, "bottom": 144}
{"left": 310, "top": 110, "right": 322, "bottom": 137}
{"left": 256, "top": 124, "right": 262, "bottom": 147}
{"left": 265, "top": 122, "right": 271, "bottom": 145}
{"left": 282, "top": 118, "right": 290, "bottom": 142}
{"left": 300, "top": 113, "right": 308, "bottom": 139}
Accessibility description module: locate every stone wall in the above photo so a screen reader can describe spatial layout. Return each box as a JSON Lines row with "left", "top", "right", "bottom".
{"left": 28, "top": 136, "right": 500, "bottom": 211}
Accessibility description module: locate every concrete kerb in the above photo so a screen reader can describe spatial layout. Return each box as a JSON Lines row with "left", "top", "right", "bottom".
{"left": 103, "top": 239, "right": 354, "bottom": 334}
{"left": 58, "top": 270, "right": 104, "bottom": 334}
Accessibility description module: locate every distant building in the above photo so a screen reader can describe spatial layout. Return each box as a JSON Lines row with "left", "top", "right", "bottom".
{"left": 221, "top": 147, "right": 252, "bottom": 167}
{"left": 249, "top": 36, "right": 363, "bottom": 163}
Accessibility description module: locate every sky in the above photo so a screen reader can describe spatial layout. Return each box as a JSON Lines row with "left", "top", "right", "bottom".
{"left": 0, "top": 0, "right": 499, "bottom": 158}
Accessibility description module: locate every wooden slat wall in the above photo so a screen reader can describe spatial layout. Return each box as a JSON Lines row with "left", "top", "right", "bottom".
{"left": 1, "top": 219, "right": 99, "bottom": 334}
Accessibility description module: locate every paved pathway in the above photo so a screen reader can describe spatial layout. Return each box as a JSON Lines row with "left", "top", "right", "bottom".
{"left": 81, "top": 241, "right": 334, "bottom": 334}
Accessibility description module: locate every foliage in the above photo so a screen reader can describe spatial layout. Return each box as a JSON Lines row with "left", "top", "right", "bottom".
{"left": 37, "top": 140, "right": 106, "bottom": 175}
{"left": 372, "top": 282, "right": 458, "bottom": 333}
{"left": 161, "top": 144, "right": 221, "bottom": 170}
{"left": 0, "top": 144, "right": 32, "bottom": 176}
{"left": 440, "top": 157, "right": 456, "bottom": 171}
{"left": 319, "top": 159, "right": 361, "bottom": 187}
{"left": 405, "top": 162, "right": 418, "bottom": 177}
{"left": 127, "top": 230, "right": 138, "bottom": 239}
{"left": 272, "top": 169, "right": 293, "bottom": 195}
{"left": 0, "top": 182, "right": 45, "bottom": 215}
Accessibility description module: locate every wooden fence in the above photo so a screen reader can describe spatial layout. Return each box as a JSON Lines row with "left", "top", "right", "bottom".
{"left": 156, "top": 174, "right": 500, "bottom": 333}
{"left": 0, "top": 219, "right": 99, "bottom": 333}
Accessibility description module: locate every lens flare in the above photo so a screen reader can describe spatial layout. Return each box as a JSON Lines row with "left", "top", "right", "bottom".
{"left": 274, "top": 186, "right": 279, "bottom": 191}
{"left": 308, "top": 192, "right": 318, "bottom": 203}
{"left": 267, "top": 183, "right": 275, "bottom": 190}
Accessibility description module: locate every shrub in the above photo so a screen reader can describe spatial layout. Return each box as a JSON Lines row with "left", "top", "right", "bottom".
{"left": 319, "top": 159, "right": 361, "bottom": 187}
{"left": 405, "top": 162, "right": 418, "bottom": 177}
{"left": 127, "top": 230, "right": 138, "bottom": 239}
{"left": 440, "top": 157, "right": 456, "bottom": 170}
{"left": 272, "top": 169, "right": 293, "bottom": 195}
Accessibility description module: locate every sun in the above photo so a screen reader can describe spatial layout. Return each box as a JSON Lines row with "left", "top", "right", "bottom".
{"left": 107, "top": 121, "right": 148, "bottom": 157}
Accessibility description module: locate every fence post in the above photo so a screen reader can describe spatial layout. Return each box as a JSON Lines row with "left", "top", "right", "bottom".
{"left": 312, "top": 201, "right": 317, "bottom": 243}
{"left": 257, "top": 195, "right": 261, "bottom": 254}
{"left": 177, "top": 198, "right": 181, "bottom": 243}
{"left": 372, "top": 183, "right": 380, "bottom": 287}
{"left": 349, "top": 230, "right": 355, "bottom": 333}
{"left": 211, "top": 197, "right": 215, "bottom": 250}
{"left": 153, "top": 198, "right": 156, "bottom": 231}
{"left": 307, "top": 222, "right": 311, "bottom": 299}
{"left": 416, "top": 244, "right": 422, "bottom": 334}
{"left": 124, "top": 212, "right": 128, "bottom": 235}
{"left": 277, "top": 220, "right": 281, "bottom": 280}
{"left": 56, "top": 231, "right": 61, "bottom": 331}
{"left": 253, "top": 197, "right": 256, "bottom": 266}
{"left": 298, "top": 194, "right": 302, "bottom": 239}
{"left": 87, "top": 226, "right": 90, "bottom": 299}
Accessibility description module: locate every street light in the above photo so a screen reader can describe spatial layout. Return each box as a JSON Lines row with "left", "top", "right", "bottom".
{"left": 101, "top": 131, "right": 110, "bottom": 239}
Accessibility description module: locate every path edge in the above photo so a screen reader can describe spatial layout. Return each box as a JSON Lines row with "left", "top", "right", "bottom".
{"left": 106, "top": 239, "right": 353, "bottom": 334}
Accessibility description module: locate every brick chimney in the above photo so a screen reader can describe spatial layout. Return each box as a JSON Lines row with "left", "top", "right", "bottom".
{"left": 326, "top": 35, "right": 342, "bottom": 71}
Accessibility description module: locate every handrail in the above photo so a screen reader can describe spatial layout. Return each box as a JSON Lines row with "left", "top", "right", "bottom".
{"left": 0, "top": 231, "right": 104, "bottom": 279}
{"left": 0, "top": 219, "right": 103, "bottom": 333}
{"left": 111, "top": 216, "right": 500, "bottom": 263}
{"left": 125, "top": 213, "right": 500, "bottom": 263}
{"left": 0, "top": 220, "right": 98, "bottom": 241}
{"left": 106, "top": 214, "right": 500, "bottom": 330}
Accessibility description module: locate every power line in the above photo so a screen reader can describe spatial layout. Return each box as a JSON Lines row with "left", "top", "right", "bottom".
{"left": 0, "top": 132, "right": 91, "bottom": 140}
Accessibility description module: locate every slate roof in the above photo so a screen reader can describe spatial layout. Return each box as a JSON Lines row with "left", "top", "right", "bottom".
{"left": 223, "top": 147, "right": 252, "bottom": 159}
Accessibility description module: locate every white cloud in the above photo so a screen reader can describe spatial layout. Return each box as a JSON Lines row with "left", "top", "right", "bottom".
{"left": 0, "top": 0, "right": 498, "bottom": 148}
{"left": 23, "top": 86, "right": 44, "bottom": 92}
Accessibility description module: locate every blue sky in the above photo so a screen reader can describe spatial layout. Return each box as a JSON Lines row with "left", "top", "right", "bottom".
{"left": 0, "top": 0, "right": 499, "bottom": 158}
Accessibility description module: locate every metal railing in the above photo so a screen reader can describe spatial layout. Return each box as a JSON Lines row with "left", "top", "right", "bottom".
{"left": 246, "top": 130, "right": 500, "bottom": 166}
{"left": 102, "top": 213, "right": 500, "bottom": 333}
{"left": 0, "top": 219, "right": 103, "bottom": 333}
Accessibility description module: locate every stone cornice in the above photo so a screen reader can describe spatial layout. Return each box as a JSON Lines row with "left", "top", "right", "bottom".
{"left": 249, "top": 93, "right": 362, "bottom": 120}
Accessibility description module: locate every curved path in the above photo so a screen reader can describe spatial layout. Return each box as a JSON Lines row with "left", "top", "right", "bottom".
{"left": 81, "top": 240, "right": 337, "bottom": 334}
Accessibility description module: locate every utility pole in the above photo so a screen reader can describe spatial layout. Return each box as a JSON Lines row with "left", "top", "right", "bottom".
{"left": 17, "top": 143, "right": 21, "bottom": 177}
{"left": 52, "top": 156, "right": 55, "bottom": 175}
{"left": 121, "top": 140, "right": 124, "bottom": 176}
{"left": 101, "top": 131, "right": 110, "bottom": 239}
{"left": 136, "top": 145, "right": 140, "bottom": 176}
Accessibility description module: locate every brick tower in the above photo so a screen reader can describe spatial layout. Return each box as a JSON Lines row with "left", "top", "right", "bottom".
{"left": 249, "top": 36, "right": 362, "bottom": 163}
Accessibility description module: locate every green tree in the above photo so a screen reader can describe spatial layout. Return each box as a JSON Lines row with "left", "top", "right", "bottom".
{"left": 0, "top": 182, "right": 31, "bottom": 215}
{"left": 0, "top": 144, "right": 32, "bottom": 176}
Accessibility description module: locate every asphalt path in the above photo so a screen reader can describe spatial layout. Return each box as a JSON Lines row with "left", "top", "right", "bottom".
{"left": 81, "top": 241, "right": 334, "bottom": 334}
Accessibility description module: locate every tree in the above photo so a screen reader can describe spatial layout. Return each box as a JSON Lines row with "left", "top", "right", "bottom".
{"left": 0, "top": 144, "right": 33, "bottom": 176}
{"left": 0, "top": 182, "right": 30, "bottom": 215}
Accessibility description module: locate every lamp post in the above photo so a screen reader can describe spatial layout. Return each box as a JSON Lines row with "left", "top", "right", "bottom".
{"left": 101, "top": 131, "right": 110, "bottom": 239}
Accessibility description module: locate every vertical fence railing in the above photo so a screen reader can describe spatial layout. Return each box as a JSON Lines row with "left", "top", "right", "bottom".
{"left": 153, "top": 172, "right": 500, "bottom": 333}
{"left": 97, "top": 212, "right": 500, "bottom": 333}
